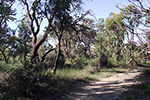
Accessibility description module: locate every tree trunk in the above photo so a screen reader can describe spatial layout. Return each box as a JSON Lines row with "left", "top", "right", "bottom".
{"left": 128, "top": 29, "right": 135, "bottom": 65}
{"left": 128, "top": 44, "right": 134, "bottom": 65}
{"left": 30, "top": 32, "right": 48, "bottom": 62}
{"left": 1, "top": 50, "right": 9, "bottom": 63}
{"left": 24, "top": 41, "right": 27, "bottom": 62}
{"left": 120, "top": 44, "right": 126, "bottom": 62}
{"left": 121, "top": 49, "right": 126, "bottom": 62}
{"left": 24, "top": 51, "right": 26, "bottom": 62}
{"left": 53, "top": 36, "right": 61, "bottom": 75}
{"left": 87, "top": 46, "right": 91, "bottom": 59}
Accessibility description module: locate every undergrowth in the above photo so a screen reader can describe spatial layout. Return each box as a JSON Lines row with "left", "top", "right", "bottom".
{"left": 0, "top": 62, "right": 127, "bottom": 100}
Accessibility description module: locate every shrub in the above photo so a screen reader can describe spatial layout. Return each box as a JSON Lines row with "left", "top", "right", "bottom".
{"left": 74, "top": 56, "right": 87, "bottom": 69}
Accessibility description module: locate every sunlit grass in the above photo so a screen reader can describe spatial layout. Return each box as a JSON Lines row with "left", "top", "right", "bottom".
{"left": 53, "top": 66, "right": 127, "bottom": 82}
{"left": 56, "top": 68, "right": 90, "bottom": 79}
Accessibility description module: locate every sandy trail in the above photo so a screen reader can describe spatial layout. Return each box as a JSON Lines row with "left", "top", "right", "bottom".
{"left": 60, "top": 69, "right": 142, "bottom": 100}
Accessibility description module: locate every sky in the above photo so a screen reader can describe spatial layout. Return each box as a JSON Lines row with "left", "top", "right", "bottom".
{"left": 9, "top": 0, "right": 131, "bottom": 30}
{"left": 7, "top": 0, "right": 132, "bottom": 46}
{"left": 83, "top": 0, "right": 130, "bottom": 20}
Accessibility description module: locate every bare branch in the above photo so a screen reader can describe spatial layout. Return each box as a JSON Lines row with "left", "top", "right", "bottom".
{"left": 74, "top": 10, "right": 91, "bottom": 24}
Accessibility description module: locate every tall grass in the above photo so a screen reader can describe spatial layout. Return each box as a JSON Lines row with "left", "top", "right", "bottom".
{"left": 56, "top": 68, "right": 89, "bottom": 79}
{"left": 0, "top": 61, "right": 127, "bottom": 99}
{"left": 53, "top": 65, "right": 127, "bottom": 82}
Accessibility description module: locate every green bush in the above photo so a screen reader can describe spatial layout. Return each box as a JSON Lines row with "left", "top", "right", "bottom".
{"left": 74, "top": 56, "right": 87, "bottom": 69}
{"left": 0, "top": 65, "right": 54, "bottom": 100}
{"left": 118, "top": 60, "right": 128, "bottom": 66}
{"left": 89, "top": 57, "right": 99, "bottom": 67}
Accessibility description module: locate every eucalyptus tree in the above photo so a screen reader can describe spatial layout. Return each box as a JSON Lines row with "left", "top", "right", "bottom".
{"left": 78, "top": 18, "right": 96, "bottom": 58}
{"left": 61, "top": 29, "right": 74, "bottom": 60}
{"left": 120, "top": 4, "right": 141, "bottom": 64}
{"left": 60, "top": 18, "right": 96, "bottom": 65}
{"left": 95, "top": 18, "right": 109, "bottom": 57}
{"left": 68, "top": 18, "right": 96, "bottom": 59}
{"left": 0, "top": 0, "right": 16, "bottom": 63}
{"left": 123, "top": 0, "right": 150, "bottom": 61}
{"left": 104, "top": 12, "right": 126, "bottom": 61}
{"left": 19, "top": 0, "right": 90, "bottom": 74}
{"left": 17, "top": 18, "right": 32, "bottom": 62}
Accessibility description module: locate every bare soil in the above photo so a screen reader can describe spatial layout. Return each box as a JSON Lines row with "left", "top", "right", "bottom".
{"left": 59, "top": 68, "right": 149, "bottom": 100}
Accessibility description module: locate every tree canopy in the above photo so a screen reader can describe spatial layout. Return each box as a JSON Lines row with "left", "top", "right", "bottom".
{"left": 1, "top": 0, "right": 150, "bottom": 99}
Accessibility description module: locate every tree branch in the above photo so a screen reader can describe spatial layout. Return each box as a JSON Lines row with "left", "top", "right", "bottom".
{"left": 41, "top": 48, "right": 55, "bottom": 62}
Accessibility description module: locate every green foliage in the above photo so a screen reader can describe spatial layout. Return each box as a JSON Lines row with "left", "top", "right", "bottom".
{"left": 0, "top": 0, "right": 16, "bottom": 43}
{"left": 1, "top": 0, "right": 150, "bottom": 99}
{"left": 76, "top": 56, "right": 87, "bottom": 64}
{"left": 108, "top": 56, "right": 118, "bottom": 67}
{"left": 88, "top": 57, "right": 99, "bottom": 67}
{"left": 0, "top": 0, "right": 16, "bottom": 21}
{"left": 94, "top": 12, "right": 127, "bottom": 67}
{"left": 0, "top": 0, "right": 17, "bottom": 64}
{"left": 0, "top": 69, "right": 47, "bottom": 99}
{"left": 118, "top": 60, "right": 128, "bottom": 66}
{"left": 0, "top": 62, "right": 61, "bottom": 99}
{"left": 17, "top": 18, "right": 32, "bottom": 56}
{"left": 55, "top": 68, "right": 89, "bottom": 80}
{"left": 0, "top": 60, "right": 24, "bottom": 72}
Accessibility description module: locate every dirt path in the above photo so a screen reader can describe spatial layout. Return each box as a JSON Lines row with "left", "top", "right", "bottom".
{"left": 60, "top": 69, "right": 142, "bottom": 100}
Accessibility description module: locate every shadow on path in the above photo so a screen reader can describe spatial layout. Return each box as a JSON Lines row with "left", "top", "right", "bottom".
{"left": 59, "top": 70, "right": 143, "bottom": 100}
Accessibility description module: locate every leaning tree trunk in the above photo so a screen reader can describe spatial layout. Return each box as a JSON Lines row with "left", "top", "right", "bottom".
{"left": 120, "top": 43, "right": 126, "bottom": 62}
{"left": 128, "top": 30, "right": 134, "bottom": 65}
{"left": 53, "top": 36, "right": 62, "bottom": 75}
{"left": 30, "top": 31, "right": 55, "bottom": 63}
{"left": 121, "top": 49, "right": 126, "bottom": 62}
{"left": 30, "top": 32, "right": 48, "bottom": 62}
{"left": 24, "top": 41, "right": 27, "bottom": 62}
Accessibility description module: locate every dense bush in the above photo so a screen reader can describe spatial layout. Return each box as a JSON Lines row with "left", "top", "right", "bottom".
{"left": 0, "top": 63, "right": 57, "bottom": 100}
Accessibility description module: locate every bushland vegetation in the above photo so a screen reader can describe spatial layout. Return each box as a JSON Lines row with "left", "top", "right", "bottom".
{"left": 0, "top": 0, "right": 150, "bottom": 99}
